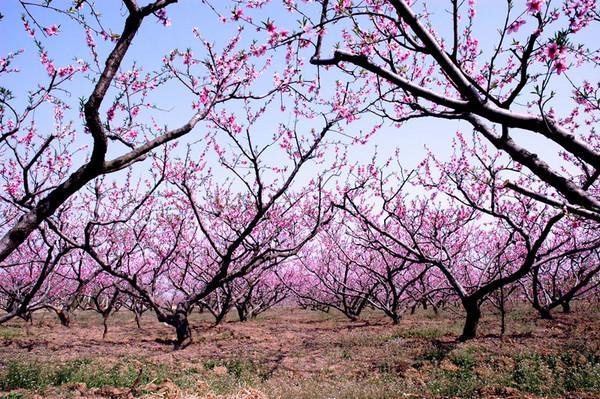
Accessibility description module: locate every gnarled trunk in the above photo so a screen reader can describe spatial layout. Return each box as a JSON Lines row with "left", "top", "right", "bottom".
{"left": 459, "top": 300, "right": 481, "bottom": 341}
{"left": 57, "top": 309, "right": 70, "bottom": 327}
{"left": 236, "top": 305, "right": 248, "bottom": 322}
{"left": 173, "top": 310, "right": 191, "bottom": 350}
{"left": 538, "top": 307, "right": 554, "bottom": 320}
{"left": 161, "top": 304, "right": 192, "bottom": 350}
{"left": 134, "top": 310, "right": 142, "bottom": 329}
{"left": 102, "top": 314, "right": 110, "bottom": 339}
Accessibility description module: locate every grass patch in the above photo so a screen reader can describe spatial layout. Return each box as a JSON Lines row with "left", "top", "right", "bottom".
{"left": 0, "top": 357, "right": 261, "bottom": 396}
{"left": 428, "top": 368, "right": 481, "bottom": 398}
{"left": 0, "top": 393, "right": 25, "bottom": 399}
{"left": 414, "top": 340, "right": 456, "bottom": 366}
{"left": 449, "top": 348, "right": 477, "bottom": 370}
{"left": 339, "top": 331, "right": 376, "bottom": 347}
{"left": 202, "top": 358, "right": 257, "bottom": 379}
{"left": 400, "top": 327, "right": 446, "bottom": 339}
{"left": 0, "top": 358, "right": 173, "bottom": 391}
{"left": 418, "top": 346, "right": 447, "bottom": 363}
{"left": 385, "top": 326, "right": 447, "bottom": 342}
{"left": 0, "top": 327, "right": 24, "bottom": 340}
{"left": 511, "top": 351, "right": 600, "bottom": 395}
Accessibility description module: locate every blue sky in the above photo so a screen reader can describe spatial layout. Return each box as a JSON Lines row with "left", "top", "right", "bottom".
{"left": 1, "top": 0, "right": 597, "bottom": 195}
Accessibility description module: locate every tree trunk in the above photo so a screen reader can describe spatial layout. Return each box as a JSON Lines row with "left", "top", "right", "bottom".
{"left": 134, "top": 310, "right": 142, "bottom": 329}
{"left": 102, "top": 315, "right": 109, "bottom": 339}
{"left": 561, "top": 301, "right": 571, "bottom": 313}
{"left": 236, "top": 306, "right": 248, "bottom": 322}
{"left": 214, "top": 309, "right": 227, "bottom": 325}
{"left": 538, "top": 307, "right": 554, "bottom": 320}
{"left": 171, "top": 305, "right": 192, "bottom": 350}
{"left": 459, "top": 300, "right": 481, "bottom": 341}
{"left": 57, "top": 310, "right": 70, "bottom": 327}
{"left": 499, "top": 286, "right": 506, "bottom": 337}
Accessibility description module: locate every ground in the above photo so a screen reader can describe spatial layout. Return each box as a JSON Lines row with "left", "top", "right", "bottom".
{"left": 0, "top": 305, "right": 598, "bottom": 398}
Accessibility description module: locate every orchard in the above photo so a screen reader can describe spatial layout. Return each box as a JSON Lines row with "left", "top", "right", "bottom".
{"left": 0, "top": 1, "right": 599, "bottom": 398}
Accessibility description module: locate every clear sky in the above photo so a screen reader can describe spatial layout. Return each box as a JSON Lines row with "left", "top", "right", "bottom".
{"left": 1, "top": 0, "right": 597, "bottom": 194}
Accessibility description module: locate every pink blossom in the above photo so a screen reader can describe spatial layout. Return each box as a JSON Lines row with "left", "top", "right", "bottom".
{"left": 507, "top": 19, "right": 526, "bottom": 34}
{"left": 544, "top": 42, "right": 564, "bottom": 60}
{"left": 231, "top": 7, "right": 244, "bottom": 21}
{"left": 334, "top": 0, "right": 352, "bottom": 13}
{"left": 43, "top": 25, "right": 60, "bottom": 36}
{"left": 57, "top": 65, "right": 74, "bottom": 77}
{"left": 526, "top": 0, "right": 544, "bottom": 14}
{"left": 40, "top": 51, "right": 56, "bottom": 76}
{"left": 265, "top": 21, "right": 277, "bottom": 33}
{"left": 22, "top": 18, "right": 35, "bottom": 38}
{"left": 154, "top": 9, "right": 171, "bottom": 27}
{"left": 554, "top": 58, "right": 568, "bottom": 74}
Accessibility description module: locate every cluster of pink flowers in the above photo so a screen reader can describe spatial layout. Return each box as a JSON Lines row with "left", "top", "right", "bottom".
{"left": 40, "top": 51, "right": 56, "bottom": 76}
{"left": 154, "top": 9, "right": 171, "bottom": 27}
{"left": 526, "top": 0, "right": 544, "bottom": 14}
{"left": 507, "top": 19, "right": 526, "bottom": 34}
{"left": 544, "top": 42, "right": 568, "bottom": 74}
{"left": 22, "top": 17, "right": 35, "bottom": 38}
{"left": 467, "top": 0, "right": 476, "bottom": 18}
{"left": 263, "top": 21, "right": 289, "bottom": 46}
{"left": 231, "top": 7, "right": 244, "bottom": 21}
{"left": 0, "top": 50, "right": 24, "bottom": 74}
{"left": 563, "top": 0, "right": 597, "bottom": 32}
{"left": 334, "top": 0, "right": 352, "bottom": 13}
{"left": 43, "top": 25, "right": 60, "bottom": 36}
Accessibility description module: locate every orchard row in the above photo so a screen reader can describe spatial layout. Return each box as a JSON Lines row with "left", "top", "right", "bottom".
{"left": 1, "top": 0, "right": 598, "bottom": 349}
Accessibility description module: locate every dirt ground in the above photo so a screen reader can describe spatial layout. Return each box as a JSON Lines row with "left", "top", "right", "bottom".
{"left": 0, "top": 305, "right": 598, "bottom": 398}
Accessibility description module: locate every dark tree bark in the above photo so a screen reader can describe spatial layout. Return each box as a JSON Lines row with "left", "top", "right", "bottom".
{"left": 236, "top": 305, "right": 248, "bottom": 322}
{"left": 160, "top": 303, "right": 192, "bottom": 350}
{"left": 214, "top": 307, "right": 228, "bottom": 325}
{"left": 56, "top": 309, "right": 70, "bottom": 327}
{"left": 133, "top": 309, "right": 142, "bottom": 329}
{"left": 102, "top": 315, "right": 110, "bottom": 339}
{"left": 309, "top": 0, "right": 600, "bottom": 219}
{"left": 538, "top": 307, "right": 554, "bottom": 320}
{"left": 459, "top": 299, "right": 481, "bottom": 342}
{"left": 0, "top": 0, "right": 184, "bottom": 263}
{"left": 499, "top": 286, "right": 506, "bottom": 337}
{"left": 172, "top": 306, "right": 192, "bottom": 350}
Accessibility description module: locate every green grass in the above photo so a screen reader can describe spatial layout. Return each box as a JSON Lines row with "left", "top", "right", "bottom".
{"left": 202, "top": 358, "right": 257, "bottom": 379}
{"left": 449, "top": 348, "right": 477, "bottom": 370}
{"left": 383, "top": 326, "right": 449, "bottom": 343}
{"left": 0, "top": 359, "right": 157, "bottom": 390}
{"left": 417, "top": 346, "right": 447, "bottom": 363}
{"left": 428, "top": 368, "right": 482, "bottom": 398}
{"left": 511, "top": 351, "right": 600, "bottom": 395}
{"left": 399, "top": 326, "right": 446, "bottom": 339}
{"left": 414, "top": 340, "right": 456, "bottom": 366}
{"left": 1, "top": 306, "right": 598, "bottom": 398}
{"left": 0, "top": 327, "right": 24, "bottom": 340}
{"left": 0, "top": 357, "right": 267, "bottom": 394}
{"left": 0, "top": 393, "right": 25, "bottom": 399}
{"left": 421, "top": 343, "right": 600, "bottom": 398}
